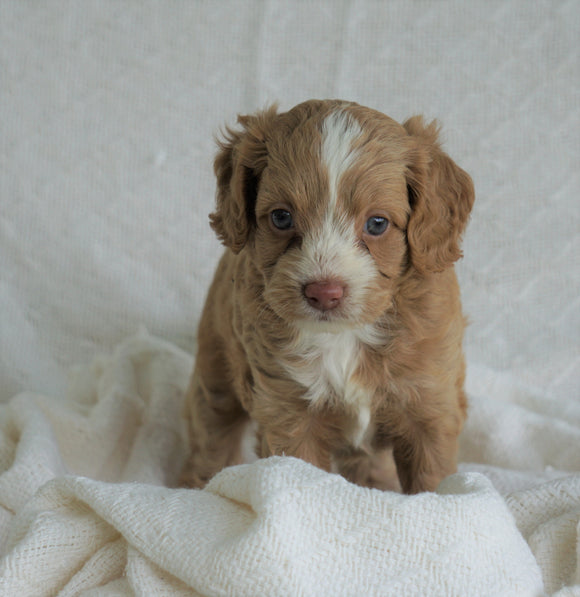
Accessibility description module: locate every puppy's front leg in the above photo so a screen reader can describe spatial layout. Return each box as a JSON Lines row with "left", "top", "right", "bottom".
{"left": 181, "top": 373, "right": 249, "bottom": 488}
{"left": 391, "top": 407, "right": 463, "bottom": 494}
{"left": 256, "top": 405, "right": 342, "bottom": 473}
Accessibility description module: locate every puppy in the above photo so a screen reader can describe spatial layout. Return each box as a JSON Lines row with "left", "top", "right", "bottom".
{"left": 182, "top": 99, "right": 474, "bottom": 494}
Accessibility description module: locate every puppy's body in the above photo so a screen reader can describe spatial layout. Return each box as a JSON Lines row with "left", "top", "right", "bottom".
{"left": 182, "top": 100, "right": 474, "bottom": 494}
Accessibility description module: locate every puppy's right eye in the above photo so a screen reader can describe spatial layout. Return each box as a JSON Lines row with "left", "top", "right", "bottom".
{"left": 364, "top": 216, "right": 389, "bottom": 236}
{"left": 270, "top": 209, "right": 294, "bottom": 231}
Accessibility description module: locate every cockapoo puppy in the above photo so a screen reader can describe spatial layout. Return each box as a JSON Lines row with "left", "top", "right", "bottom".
{"left": 182, "top": 99, "right": 474, "bottom": 494}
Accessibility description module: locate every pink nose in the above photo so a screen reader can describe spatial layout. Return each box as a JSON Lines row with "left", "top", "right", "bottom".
{"left": 303, "top": 281, "right": 345, "bottom": 311}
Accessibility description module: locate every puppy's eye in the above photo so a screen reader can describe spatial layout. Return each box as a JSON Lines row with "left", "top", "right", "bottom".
{"left": 364, "top": 216, "right": 389, "bottom": 236}
{"left": 270, "top": 209, "right": 294, "bottom": 231}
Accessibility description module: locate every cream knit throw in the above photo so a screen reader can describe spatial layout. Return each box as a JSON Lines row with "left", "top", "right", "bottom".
{"left": 0, "top": 332, "right": 578, "bottom": 596}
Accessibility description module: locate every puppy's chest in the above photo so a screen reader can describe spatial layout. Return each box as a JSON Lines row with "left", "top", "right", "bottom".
{"left": 281, "top": 331, "right": 374, "bottom": 446}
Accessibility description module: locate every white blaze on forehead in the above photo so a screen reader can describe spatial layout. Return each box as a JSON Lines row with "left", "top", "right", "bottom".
{"left": 302, "top": 110, "right": 372, "bottom": 314}
{"left": 305, "top": 113, "right": 377, "bottom": 308}
{"left": 321, "top": 110, "right": 362, "bottom": 210}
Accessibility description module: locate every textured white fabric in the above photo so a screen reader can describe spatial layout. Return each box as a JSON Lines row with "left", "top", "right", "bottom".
{"left": 1, "top": 1, "right": 578, "bottom": 404}
{"left": 1, "top": 1, "right": 579, "bottom": 596}
{"left": 0, "top": 332, "right": 578, "bottom": 596}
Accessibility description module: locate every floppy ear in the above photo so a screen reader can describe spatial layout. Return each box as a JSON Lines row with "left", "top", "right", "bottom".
{"left": 210, "top": 105, "right": 278, "bottom": 253}
{"left": 403, "top": 116, "right": 475, "bottom": 274}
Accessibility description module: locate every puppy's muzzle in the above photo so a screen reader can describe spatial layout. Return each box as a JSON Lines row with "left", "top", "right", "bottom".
{"left": 303, "top": 280, "right": 345, "bottom": 311}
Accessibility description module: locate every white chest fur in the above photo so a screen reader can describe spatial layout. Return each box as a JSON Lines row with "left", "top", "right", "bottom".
{"left": 282, "top": 328, "right": 373, "bottom": 447}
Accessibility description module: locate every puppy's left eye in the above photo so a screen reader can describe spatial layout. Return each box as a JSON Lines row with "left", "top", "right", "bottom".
{"left": 364, "top": 216, "right": 389, "bottom": 236}
{"left": 271, "top": 209, "right": 294, "bottom": 231}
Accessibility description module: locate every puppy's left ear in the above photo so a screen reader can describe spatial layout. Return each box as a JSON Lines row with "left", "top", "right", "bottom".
{"left": 210, "top": 106, "right": 278, "bottom": 253}
{"left": 404, "top": 117, "right": 475, "bottom": 274}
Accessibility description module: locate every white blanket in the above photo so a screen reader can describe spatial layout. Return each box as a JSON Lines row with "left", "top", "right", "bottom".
{"left": 0, "top": 332, "right": 578, "bottom": 596}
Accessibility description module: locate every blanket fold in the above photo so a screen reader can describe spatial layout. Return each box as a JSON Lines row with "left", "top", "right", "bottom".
{"left": 0, "top": 332, "right": 578, "bottom": 596}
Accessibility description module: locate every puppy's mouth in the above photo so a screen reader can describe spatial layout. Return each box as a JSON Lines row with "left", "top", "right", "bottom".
{"left": 296, "top": 313, "right": 355, "bottom": 334}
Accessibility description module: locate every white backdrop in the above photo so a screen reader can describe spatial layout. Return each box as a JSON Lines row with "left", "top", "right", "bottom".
{"left": 1, "top": 1, "right": 578, "bottom": 404}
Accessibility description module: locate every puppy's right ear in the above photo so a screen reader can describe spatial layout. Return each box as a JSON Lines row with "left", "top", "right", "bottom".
{"left": 210, "top": 106, "right": 278, "bottom": 253}
{"left": 403, "top": 116, "right": 475, "bottom": 274}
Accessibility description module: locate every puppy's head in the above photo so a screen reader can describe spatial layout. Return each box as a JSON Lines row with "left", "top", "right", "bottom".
{"left": 211, "top": 100, "right": 474, "bottom": 331}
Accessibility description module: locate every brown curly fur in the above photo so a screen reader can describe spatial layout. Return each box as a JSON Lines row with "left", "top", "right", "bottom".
{"left": 181, "top": 99, "right": 474, "bottom": 494}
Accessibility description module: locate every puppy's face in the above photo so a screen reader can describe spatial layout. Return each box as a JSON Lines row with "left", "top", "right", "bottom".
{"left": 253, "top": 110, "right": 410, "bottom": 331}
{"left": 211, "top": 100, "right": 474, "bottom": 331}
